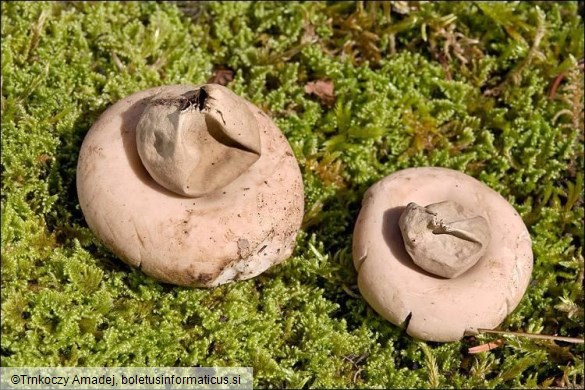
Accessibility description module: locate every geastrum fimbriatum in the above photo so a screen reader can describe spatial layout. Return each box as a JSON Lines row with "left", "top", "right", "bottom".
{"left": 77, "top": 84, "right": 304, "bottom": 287}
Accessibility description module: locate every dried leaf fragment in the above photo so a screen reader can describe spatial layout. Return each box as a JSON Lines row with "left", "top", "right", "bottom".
{"left": 468, "top": 339, "right": 504, "bottom": 354}
{"left": 207, "top": 67, "right": 234, "bottom": 86}
{"left": 304, "top": 79, "right": 335, "bottom": 106}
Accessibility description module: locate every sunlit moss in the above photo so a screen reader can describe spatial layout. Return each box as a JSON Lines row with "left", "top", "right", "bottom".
{"left": 2, "top": 1, "right": 583, "bottom": 388}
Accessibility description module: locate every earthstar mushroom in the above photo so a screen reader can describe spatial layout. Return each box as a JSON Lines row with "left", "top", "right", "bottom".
{"left": 352, "top": 167, "right": 533, "bottom": 342}
{"left": 77, "top": 84, "right": 304, "bottom": 287}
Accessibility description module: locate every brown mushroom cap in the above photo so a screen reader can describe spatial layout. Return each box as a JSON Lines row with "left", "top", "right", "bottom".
{"left": 77, "top": 84, "right": 304, "bottom": 287}
{"left": 352, "top": 167, "right": 533, "bottom": 342}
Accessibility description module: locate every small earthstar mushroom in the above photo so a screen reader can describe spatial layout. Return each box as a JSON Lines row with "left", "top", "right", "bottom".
{"left": 77, "top": 84, "right": 304, "bottom": 287}
{"left": 352, "top": 167, "right": 533, "bottom": 342}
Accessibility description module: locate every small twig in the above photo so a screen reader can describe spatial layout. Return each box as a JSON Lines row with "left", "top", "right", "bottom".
{"left": 549, "top": 58, "right": 584, "bottom": 100}
{"left": 468, "top": 338, "right": 504, "bottom": 354}
{"left": 474, "top": 328, "right": 584, "bottom": 344}
{"left": 341, "top": 284, "right": 361, "bottom": 299}
{"left": 25, "top": 9, "right": 49, "bottom": 63}
{"left": 485, "top": 9, "right": 546, "bottom": 97}
{"left": 353, "top": 368, "right": 363, "bottom": 383}
{"left": 552, "top": 109, "right": 574, "bottom": 124}
{"left": 343, "top": 353, "right": 368, "bottom": 384}
{"left": 111, "top": 52, "right": 125, "bottom": 72}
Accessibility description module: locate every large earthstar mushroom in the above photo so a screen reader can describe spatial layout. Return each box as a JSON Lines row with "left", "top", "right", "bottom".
{"left": 352, "top": 167, "right": 533, "bottom": 342}
{"left": 77, "top": 84, "right": 304, "bottom": 287}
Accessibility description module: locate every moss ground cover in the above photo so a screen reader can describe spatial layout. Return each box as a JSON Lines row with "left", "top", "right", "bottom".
{"left": 1, "top": 1, "right": 583, "bottom": 388}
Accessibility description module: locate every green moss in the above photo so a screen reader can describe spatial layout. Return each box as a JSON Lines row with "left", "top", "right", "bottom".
{"left": 2, "top": 1, "right": 583, "bottom": 388}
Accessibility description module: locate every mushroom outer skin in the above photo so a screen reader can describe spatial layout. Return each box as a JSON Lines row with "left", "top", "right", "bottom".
{"left": 352, "top": 167, "right": 533, "bottom": 342}
{"left": 77, "top": 84, "right": 304, "bottom": 287}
